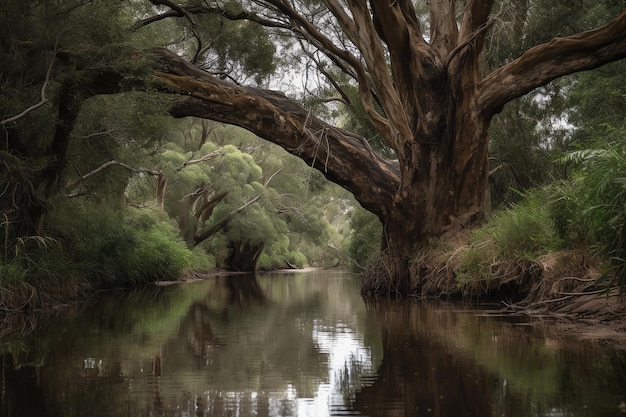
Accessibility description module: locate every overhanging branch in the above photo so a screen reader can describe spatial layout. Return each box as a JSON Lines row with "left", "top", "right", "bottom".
{"left": 66, "top": 160, "right": 161, "bottom": 196}
{"left": 478, "top": 9, "right": 626, "bottom": 117}
{"left": 152, "top": 48, "right": 400, "bottom": 216}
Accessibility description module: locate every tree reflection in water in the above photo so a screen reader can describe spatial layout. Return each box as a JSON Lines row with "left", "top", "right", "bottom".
{"left": 352, "top": 301, "right": 497, "bottom": 417}
{"left": 351, "top": 299, "right": 626, "bottom": 417}
{"left": 2, "top": 272, "right": 626, "bottom": 417}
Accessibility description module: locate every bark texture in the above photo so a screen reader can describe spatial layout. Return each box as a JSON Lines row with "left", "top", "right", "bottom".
{"left": 143, "top": 4, "right": 626, "bottom": 293}
{"left": 144, "top": 4, "right": 626, "bottom": 293}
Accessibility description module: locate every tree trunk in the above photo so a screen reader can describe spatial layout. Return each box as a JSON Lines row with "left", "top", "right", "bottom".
{"left": 54, "top": 6, "right": 625, "bottom": 296}
{"left": 226, "top": 240, "right": 265, "bottom": 272}
{"left": 148, "top": 2, "right": 626, "bottom": 291}
{"left": 365, "top": 92, "right": 490, "bottom": 295}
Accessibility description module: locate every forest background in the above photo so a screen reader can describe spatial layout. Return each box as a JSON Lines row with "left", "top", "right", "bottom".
{"left": 1, "top": 0, "right": 626, "bottom": 311}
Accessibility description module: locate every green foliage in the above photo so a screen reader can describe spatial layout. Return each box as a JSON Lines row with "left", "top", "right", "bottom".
{"left": 49, "top": 200, "right": 194, "bottom": 287}
{"left": 558, "top": 133, "right": 626, "bottom": 285}
{"left": 488, "top": 98, "right": 558, "bottom": 207}
{"left": 347, "top": 207, "right": 382, "bottom": 272}
{"left": 215, "top": 145, "right": 261, "bottom": 183}
{"left": 211, "top": 20, "right": 277, "bottom": 84}
{"left": 566, "top": 60, "right": 626, "bottom": 147}
{"left": 485, "top": 0, "right": 626, "bottom": 208}
{"left": 0, "top": 234, "right": 70, "bottom": 284}
{"left": 140, "top": 123, "right": 351, "bottom": 271}
{"left": 478, "top": 190, "right": 563, "bottom": 258}
{"left": 451, "top": 188, "right": 563, "bottom": 286}
{"left": 189, "top": 246, "right": 216, "bottom": 271}
{"left": 257, "top": 245, "right": 307, "bottom": 270}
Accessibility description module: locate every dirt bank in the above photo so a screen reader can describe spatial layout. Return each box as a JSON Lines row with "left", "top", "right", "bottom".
{"left": 361, "top": 230, "right": 626, "bottom": 345}
{"left": 430, "top": 245, "right": 626, "bottom": 345}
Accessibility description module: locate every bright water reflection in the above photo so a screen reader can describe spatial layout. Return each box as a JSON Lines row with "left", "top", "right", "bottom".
{"left": 1, "top": 270, "right": 626, "bottom": 417}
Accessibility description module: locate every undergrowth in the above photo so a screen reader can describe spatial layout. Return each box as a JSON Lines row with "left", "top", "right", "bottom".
{"left": 409, "top": 186, "right": 597, "bottom": 300}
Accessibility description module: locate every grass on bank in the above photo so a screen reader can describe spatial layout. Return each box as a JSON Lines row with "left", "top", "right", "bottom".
{"left": 413, "top": 137, "right": 626, "bottom": 300}
{"left": 0, "top": 200, "right": 216, "bottom": 311}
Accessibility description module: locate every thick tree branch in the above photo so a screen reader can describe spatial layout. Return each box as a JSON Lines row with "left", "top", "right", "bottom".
{"left": 429, "top": 0, "right": 459, "bottom": 59}
{"left": 151, "top": 48, "right": 399, "bottom": 218}
{"left": 327, "top": 0, "right": 416, "bottom": 156}
{"left": 138, "top": 0, "right": 393, "bottom": 151}
{"left": 458, "top": 0, "right": 494, "bottom": 42}
{"left": 478, "top": 9, "right": 626, "bottom": 117}
{"left": 193, "top": 192, "right": 264, "bottom": 246}
{"left": 147, "top": 0, "right": 197, "bottom": 24}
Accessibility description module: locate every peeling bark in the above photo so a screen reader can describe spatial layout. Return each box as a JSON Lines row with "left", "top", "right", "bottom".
{"left": 144, "top": 2, "right": 626, "bottom": 291}
{"left": 43, "top": 4, "right": 626, "bottom": 294}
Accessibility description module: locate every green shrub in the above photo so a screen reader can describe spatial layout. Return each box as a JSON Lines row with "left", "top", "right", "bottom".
{"left": 256, "top": 248, "right": 307, "bottom": 270}
{"left": 486, "top": 189, "right": 563, "bottom": 258}
{"left": 189, "top": 246, "right": 216, "bottom": 271}
{"left": 447, "top": 189, "right": 562, "bottom": 289}
{"left": 0, "top": 230, "right": 77, "bottom": 284}
{"left": 560, "top": 134, "right": 626, "bottom": 285}
{"left": 347, "top": 207, "right": 382, "bottom": 272}
{"left": 49, "top": 200, "right": 193, "bottom": 287}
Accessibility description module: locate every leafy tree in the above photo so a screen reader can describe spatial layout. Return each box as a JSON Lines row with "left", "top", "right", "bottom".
{"left": 3, "top": 0, "right": 626, "bottom": 296}
{"left": 49, "top": 199, "right": 193, "bottom": 286}
{"left": 485, "top": 0, "right": 626, "bottom": 208}
{"left": 124, "top": 122, "right": 339, "bottom": 271}
{"left": 129, "top": 1, "right": 626, "bottom": 294}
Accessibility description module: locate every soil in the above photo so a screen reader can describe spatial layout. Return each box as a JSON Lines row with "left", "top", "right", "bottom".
{"left": 502, "top": 289, "right": 626, "bottom": 347}
{"left": 399, "top": 233, "right": 626, "bottom": 347}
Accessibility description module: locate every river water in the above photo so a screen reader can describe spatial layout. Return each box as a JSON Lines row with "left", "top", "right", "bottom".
{"left": 1, "top": 270, "right": 625, "bottom": 417}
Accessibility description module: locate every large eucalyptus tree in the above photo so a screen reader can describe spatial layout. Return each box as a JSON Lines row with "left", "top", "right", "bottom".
{"left": 142, "top": 0, "right": 626, "bottom": 293}
{"left": 3, "top": 0, "right": 626, "bottom": 294}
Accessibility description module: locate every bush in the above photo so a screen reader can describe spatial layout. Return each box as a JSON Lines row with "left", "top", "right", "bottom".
{"left": 453, "top": 188, "right": 563, "bottom": 285}
{"left": 256, "top": 247, "right": 307, "bottom": 270}
{"left": 485, "top": 189, "right": 563, "bottom": 258}
{"left": 189, "top": 245, "right": 216, "bottom": 271}
{"left": 560, "top": 134, "right": 626, "bottom": 285}
{"left": 347, "top": 207, "right": 382, "bottom": 272}
{"left": 49, "top": 200, "right": 193, "bottom": 287}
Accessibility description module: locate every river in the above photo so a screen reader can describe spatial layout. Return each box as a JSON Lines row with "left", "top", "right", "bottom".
{"left": 1, "top": 270, "right": 625, "bottom": 417}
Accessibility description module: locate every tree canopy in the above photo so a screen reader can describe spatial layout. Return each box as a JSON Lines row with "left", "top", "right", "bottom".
{"left": 2, "top": 0, "right": 626, "bottom": 295}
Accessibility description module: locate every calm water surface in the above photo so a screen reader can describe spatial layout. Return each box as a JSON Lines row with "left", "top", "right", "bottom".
{"left": 1, "top": 270, "right": 626, "bottom": 417}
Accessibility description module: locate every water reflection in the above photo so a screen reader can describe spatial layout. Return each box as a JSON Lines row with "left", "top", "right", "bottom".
{"left": 1, "top": 271, "right": 626, "bottom": 417}
{"left": 354, "top": 300, "right": 626, "bottom": 417}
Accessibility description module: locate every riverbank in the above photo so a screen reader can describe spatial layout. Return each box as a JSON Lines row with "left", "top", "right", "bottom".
{"left": 360, "top": 228, "right": 626, "bottom": 343}
{"left": 2, "top": 253, "right": 624, "bottom": 345}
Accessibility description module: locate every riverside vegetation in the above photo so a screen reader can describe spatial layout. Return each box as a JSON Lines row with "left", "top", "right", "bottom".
{"left": 1, "top": 0, "right": 626, "bottom": 328}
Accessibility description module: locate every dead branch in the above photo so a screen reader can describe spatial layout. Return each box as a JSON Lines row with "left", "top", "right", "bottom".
{"left": 65, "top": 160, "right": 161, "bottom": 192}
{"left": 193, "top": 192, "right": 264, "bottom": 245}
{"left": 1, "top": 47, "right": 56, "bottom": 125}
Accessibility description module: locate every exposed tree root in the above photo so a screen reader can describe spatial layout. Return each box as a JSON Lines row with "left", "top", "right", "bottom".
{"left": 361, "top": 231, "right": 625, "bottom": 326}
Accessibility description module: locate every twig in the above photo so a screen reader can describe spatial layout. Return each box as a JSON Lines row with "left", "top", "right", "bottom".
{"left": 557, "top": 288, "right": 608, "bottom": 296}
{"left": 1, "top": 46, "right": 57, "bottom": 125}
